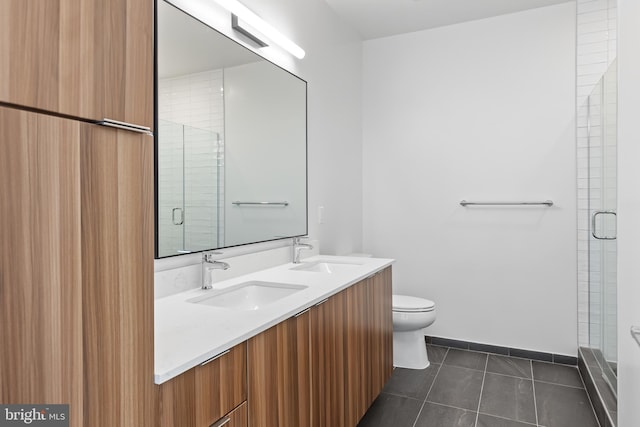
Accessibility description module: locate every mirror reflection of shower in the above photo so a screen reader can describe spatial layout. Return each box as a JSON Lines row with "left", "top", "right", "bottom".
{"left": 158, "top": 119, "right": 224, "bottom": 255}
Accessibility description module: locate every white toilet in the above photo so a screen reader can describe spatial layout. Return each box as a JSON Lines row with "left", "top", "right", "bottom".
{"left": 392, "top": 294, "right": 436, "bottom": 369}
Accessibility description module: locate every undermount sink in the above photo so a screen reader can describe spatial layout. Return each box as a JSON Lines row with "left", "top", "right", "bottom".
{"left": 290, "top": 260, "right": 363, "bottom": 273}
{"left": 188, "top": 281, "right": 307, "bottom": 311}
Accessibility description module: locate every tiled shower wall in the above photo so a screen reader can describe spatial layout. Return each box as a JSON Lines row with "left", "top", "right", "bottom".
{"left": 576, "top": 0, "right": 617, "bottom": 348}
{"left": 158, "top": 70, "right": 226, "bottom": 255}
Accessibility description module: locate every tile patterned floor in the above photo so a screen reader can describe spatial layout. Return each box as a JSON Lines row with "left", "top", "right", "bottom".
{"left": 358, "top": 345, "right": 600, "bottom": 427}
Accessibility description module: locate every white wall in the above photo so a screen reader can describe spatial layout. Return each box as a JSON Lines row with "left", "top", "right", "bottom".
{"left": 616, "top": 0, "right": 640, "bottom": 424}
{"left": 156, "top": 0, "right": 363, "bottom": 271}
{"left": 362, "top": 3, "right": 577, "bottom": 355}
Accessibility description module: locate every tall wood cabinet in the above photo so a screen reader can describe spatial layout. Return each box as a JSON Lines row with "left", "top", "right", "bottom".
{"left": 0, "top": 106, "right": 155, "bottom": 427}
{"left": 0, "top": 0, "right": 153, "bottom": 128}
{"left": 0, "top": 0, "right": 155, "bottom": 424}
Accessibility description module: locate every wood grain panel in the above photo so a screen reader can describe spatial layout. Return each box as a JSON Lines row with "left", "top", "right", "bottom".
{"left": 0, "top": 107, "right": 83, "bottom": 425}
{"left": 81, "top": 125, "right": 155, "bottom": 426}
{"left": 196, "top": 343, "right": 247, "bottom": 426}
{"left": 248, "top": 311, "right": 311, "bottom": 427}
{"left": 156, "top": 369, "right": 197, "bottom": 427}
{"left": 369, "top": 267, "right": 394, "bottom": 400}
{"left": 156, "top": 343, "right": 246, "bottom": 427}
{"left": 344, "top": 279, "right": 370, "bottom": 426}
{"left": 0, "top": 0, "right": 153, "bottom": 128}
{"left": 311, "top": 295, "right": 345, "bottom": 427}
{"left": 226, "top": 402, "right": 248, "bottom": 427}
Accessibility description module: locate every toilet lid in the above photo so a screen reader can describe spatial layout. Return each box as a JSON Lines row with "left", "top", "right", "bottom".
{"left": 392, "top": 294, "right": 435, "bottom": 312}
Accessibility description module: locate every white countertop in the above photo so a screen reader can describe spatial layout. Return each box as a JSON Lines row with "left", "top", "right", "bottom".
{"left": 154, "top": 255, "right": 394, "bottom": 384}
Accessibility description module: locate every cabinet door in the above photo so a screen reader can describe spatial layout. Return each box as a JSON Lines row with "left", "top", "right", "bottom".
{"left": 311, "top": 294, "right": 346, "bottom": 427}
{"left": 156, "top": 343, "right": 247, "bottom": 427}
{"left": 81, "top": 123, "right": 155, "bottom": 426}
{"left": 0, "top": 107, "right": 83, "bottom": 426}
{"left": 369, "top": 267, "right": 394, "bottom": 399}
{"left": 0, "top": 0, "right": 152, "bottom": 128}
{"left": 344, "top": 279, "right": 370, "bottom": 426}
{"left": 248, "top": 310, "right": 311, "bottom": 427}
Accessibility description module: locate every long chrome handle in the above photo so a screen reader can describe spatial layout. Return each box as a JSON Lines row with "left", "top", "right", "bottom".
{"left": 200, "top": 349, "right": 230, "bottom": 367}
{"left": 98, "top": 118, "right": 152, "bottom": 135}
{"left": 172, "top": 208, "right": 184, "bottom": 225}
{"left": 232, "top": 201, "right": 289, "bottom": 206}
{"left": 210, "top": 416, "right": 231, "bottom": 427}
{"left": 460, "top": 200, "right": 553, "bottom": 206}
{"left": 631, "top": 326, "right": 640, "bottom": 348}
{"left": 294, "top": 308, "right": 311, "bottom": 318}
{"left": 592, "top": 210, "right": 617, "bottom": 240}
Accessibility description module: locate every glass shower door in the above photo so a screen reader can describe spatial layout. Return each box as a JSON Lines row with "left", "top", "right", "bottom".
{"left": 588, "top": 60, "right": 618, "bottom": 395}
{"left": 157, "top": 120, "right": 224, "bottom": 256}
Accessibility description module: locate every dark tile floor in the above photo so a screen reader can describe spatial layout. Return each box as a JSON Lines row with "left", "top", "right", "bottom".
{"left": 358, "top": 344, "right": 600, "bottom": 427}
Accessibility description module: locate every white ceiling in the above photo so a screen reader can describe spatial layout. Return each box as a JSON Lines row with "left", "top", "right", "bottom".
{"left": 323, "top": 0, "right": 572, "bottom": 40}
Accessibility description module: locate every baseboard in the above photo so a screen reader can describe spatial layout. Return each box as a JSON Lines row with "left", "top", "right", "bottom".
{"left": 425, "top": 335, "right": 578, "bottom": 366}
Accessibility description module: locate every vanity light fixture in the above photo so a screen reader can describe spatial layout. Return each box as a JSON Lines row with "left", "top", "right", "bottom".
{"left": 214, "top": 0, "right": 306, "bottom": 59}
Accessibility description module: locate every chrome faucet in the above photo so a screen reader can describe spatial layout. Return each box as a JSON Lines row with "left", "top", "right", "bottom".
{"left": 202, "top": 252, "right": 230, "bottom": 290}
{"left": 292, "top": 237, "right": 313, "bottom": 264}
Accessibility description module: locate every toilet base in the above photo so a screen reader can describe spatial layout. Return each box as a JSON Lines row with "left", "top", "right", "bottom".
{"left": 393, "top": 329, "right": 430, "bottom": 369}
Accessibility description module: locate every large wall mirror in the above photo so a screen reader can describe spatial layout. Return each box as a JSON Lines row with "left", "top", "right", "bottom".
{"left": 155, "top": 0, "right": 308, "bottom": 258}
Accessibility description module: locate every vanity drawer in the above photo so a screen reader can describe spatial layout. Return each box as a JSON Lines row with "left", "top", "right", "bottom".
{"left": 157, "top": 342, "right": 247, "bottom": 427}
{"left": 211, "top": 402, "right": 247, "bottom": 427}
{"left": 196, "top": 343, "right": 247, "bottom": 425}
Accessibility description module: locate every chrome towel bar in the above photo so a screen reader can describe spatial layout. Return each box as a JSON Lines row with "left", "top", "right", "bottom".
{"left": 232, "top": 201, "right": 289, "bottom": 206}
{"left": 460, "top": 200, "right": 553, "bottom": 207}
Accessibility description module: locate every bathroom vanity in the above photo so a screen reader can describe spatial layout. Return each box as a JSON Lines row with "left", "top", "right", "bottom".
{"left": 155, "top": 257, "right": 393, "bottom": 427}
{"left": 152, "top": 2, "right": 394, "bottom": 426}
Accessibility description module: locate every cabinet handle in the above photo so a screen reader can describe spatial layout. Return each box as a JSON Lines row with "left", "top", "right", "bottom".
{"left": 210, "top": 416, "right": 231, "bottom": 427}
{"left": 98, "top": 118, "right": 152, "bottom": 135}
{"left": 294, "top": 308, "right": 311, "bottom": 317}
{"left": 314, "top": 298, "right": 329, "bottom": 307}
{"left": 200, "top": 349, "right": 230, "bottom": 366}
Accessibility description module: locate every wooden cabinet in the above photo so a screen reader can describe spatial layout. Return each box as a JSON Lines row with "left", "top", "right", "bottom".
{"left": 156, "top": 267, "right": 392, "bottom": 427}
{"left": 157, "top": 343, "right": 247, "bottom": 427}
{"left": 0, "top": 106, "right": 155, "bottom": 427}
{"left": 0, "top": 0, "right": 154, "bottom": 424}
{"left": 0, "top": 0, "right": 153, "bottom": 128}
{"left": 310, "top": 267, "right": 394, "bottom": 427}
{"left": 247, "top": 310, "right": 311, "bottom": 427}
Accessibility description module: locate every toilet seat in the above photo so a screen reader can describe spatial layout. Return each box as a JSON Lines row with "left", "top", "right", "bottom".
{"left": 392, "top": 294, "right": 435, "bottom": 313}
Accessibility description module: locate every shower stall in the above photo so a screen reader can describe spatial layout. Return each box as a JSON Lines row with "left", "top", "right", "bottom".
{"left": 581, "top": 59, "right": 618, "bottom": 426}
